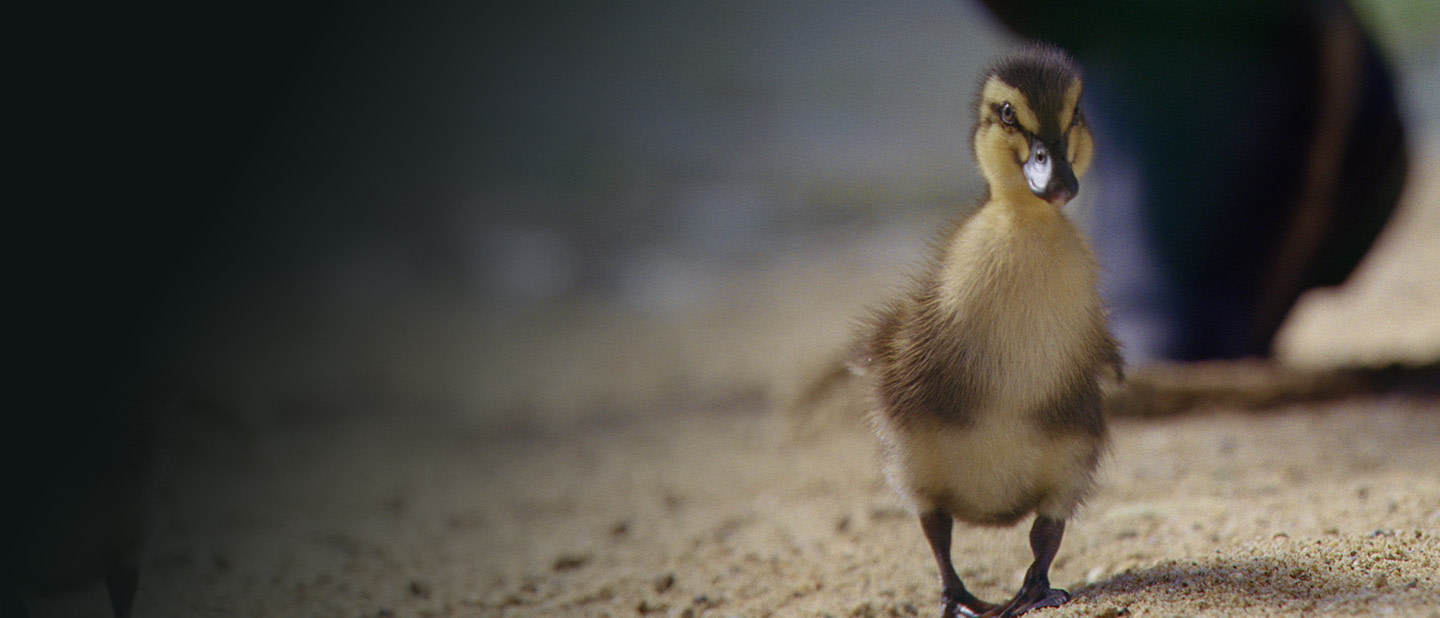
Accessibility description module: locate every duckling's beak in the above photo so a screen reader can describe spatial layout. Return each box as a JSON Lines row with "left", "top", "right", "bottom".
{"left": 1024, "top": 139, "right": 1078, "bottom": 206}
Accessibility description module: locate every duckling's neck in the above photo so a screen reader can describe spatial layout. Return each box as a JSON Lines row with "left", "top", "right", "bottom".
{"left": 935, "top": 192, "right": 1096, "bottom": 315}
{"left": 987, "top": 189, "right": 1066, "bottom": 227}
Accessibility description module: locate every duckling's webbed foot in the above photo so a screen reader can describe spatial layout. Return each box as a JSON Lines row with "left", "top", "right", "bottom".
{"left": 988, "top": 587, "right": 1068, "bottom": 618}
{"left": 944, "top": 597, "right": 999, "bottom": 618}
{"left": 920, "top": 510, "right": 998, "bottom": 617}
{"left": 982, "top": 516, "right": 1070, "bottom": 618}
{"left": 942, "top": 588, "right": 998, "bottom": 618}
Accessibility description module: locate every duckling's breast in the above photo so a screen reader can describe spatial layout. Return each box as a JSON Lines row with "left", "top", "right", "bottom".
{"left": 935, "top": 201, "right": 1107, "bottom": 415}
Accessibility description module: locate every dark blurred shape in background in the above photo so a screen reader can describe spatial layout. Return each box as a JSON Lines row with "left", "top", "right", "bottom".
{"left": 977, "top": 0, "right": 1409, "bottom": 361}
{"left": 3, "top": 2, "right": 345, "bottom": 613}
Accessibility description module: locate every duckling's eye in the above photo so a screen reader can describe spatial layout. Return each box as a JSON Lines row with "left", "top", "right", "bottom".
{"left": 999, "top": 103, "right": 1017, "bottom": 126}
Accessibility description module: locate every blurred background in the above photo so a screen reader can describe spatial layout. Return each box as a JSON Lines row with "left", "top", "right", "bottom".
{"left": 126, "top": 0, "right": 1438, "bottom": 428}
{"left": 3, "top": 0, "right": 1440, "bottom": 611}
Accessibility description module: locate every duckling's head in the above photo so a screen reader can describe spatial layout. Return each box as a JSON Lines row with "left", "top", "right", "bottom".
{"left": 973, "top": 45, "right": 1094, "bottom": 207}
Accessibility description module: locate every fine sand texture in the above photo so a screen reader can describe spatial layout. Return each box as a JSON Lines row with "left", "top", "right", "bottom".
{"left": 135, "top": 392, "right": 1440, "bottom": 618}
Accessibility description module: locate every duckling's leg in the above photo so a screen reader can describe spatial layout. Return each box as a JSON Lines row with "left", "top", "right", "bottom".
{"left": 919, "top": 510, "right": 997, "bottom": 617}
{"left": 986, "top": 516, "right": 1070, "bottom": 618}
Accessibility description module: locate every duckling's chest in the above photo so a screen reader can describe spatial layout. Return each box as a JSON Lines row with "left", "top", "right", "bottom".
{"left": 933, "top": 204, "right": 1103, "bottom": 405}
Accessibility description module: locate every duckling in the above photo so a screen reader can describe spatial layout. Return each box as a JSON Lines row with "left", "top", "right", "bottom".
{"left": 854, "top": 45, "right": 1118, "bottom": 618}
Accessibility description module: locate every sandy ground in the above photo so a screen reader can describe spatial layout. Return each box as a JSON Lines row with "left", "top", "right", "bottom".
{"left": 133, "top": 391, "right": 1440, "bottom": 618}
{"left": 107, "top": 142, "right": 1440, "bottom": 618}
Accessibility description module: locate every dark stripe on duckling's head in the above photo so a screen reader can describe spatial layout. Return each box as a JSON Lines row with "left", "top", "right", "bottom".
{"left": 987, "top": 44, "right": 1082, "bottom": 138}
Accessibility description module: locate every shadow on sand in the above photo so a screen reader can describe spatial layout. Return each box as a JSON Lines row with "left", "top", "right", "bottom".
{"left": 1073, "top": 554, "right": 1433, "bottom": 611}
